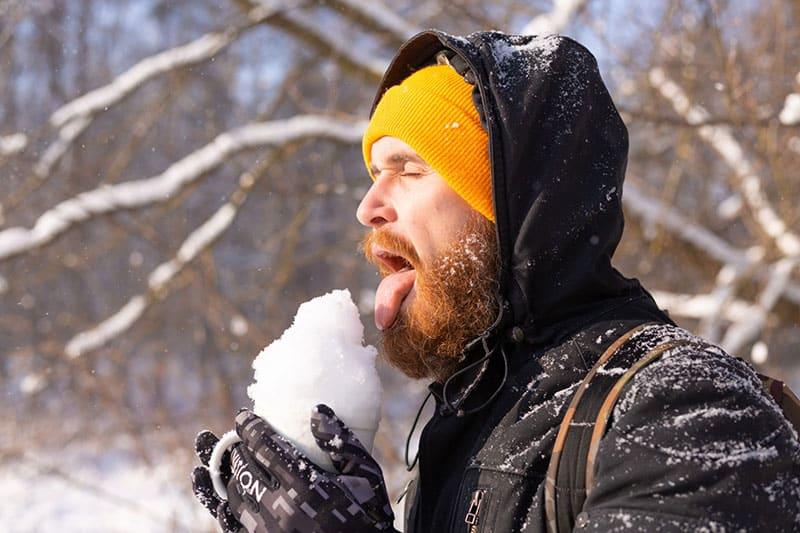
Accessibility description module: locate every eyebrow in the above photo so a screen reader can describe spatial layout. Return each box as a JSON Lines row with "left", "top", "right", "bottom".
{"left": 369, "top": 152, "right": 427, "bottom": 175}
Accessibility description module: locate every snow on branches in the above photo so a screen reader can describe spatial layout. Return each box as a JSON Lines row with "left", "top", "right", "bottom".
{"left": 649, "top": 67, "right": 800, "bottom": 258}
{"left": 0, "top": 133, "right": 27, "bottom": 156}
{"left": 779, "top": 72, "right": 800, "bottom": 126}
{"left": 521, "top": 0, "right": 587, "bottom": 35}
{"left": 0, "top": 116, "right": 366, "bottom": 262}
{"left": 32, "top": 3, "right": 285, "bottom": 181}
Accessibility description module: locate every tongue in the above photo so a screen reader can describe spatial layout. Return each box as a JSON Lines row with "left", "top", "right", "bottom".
{"left": 374, "top": 269, "right": 416, "bottom": 330}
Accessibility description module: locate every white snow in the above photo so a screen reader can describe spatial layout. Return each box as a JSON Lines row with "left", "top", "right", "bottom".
{"left": 230, "top": 315, "right": 249, "bottom": 337}
{"left": 651, "top": 290, "right": 757, "bottom": 322}
{"left": 0, "top": 445, "right": 211, "bottom": 532}
{"left": 65, "top": 198, "right": 241, "bottom": 358}
{"left": 649, "top": 67, "right": 800, "bottom": 258}
{"left": 722, "top": 257, "right": 798, "bottom": 354}
{"left": 49, "top": 5, "right": 279, "bottom": 129}
{"left": 0, "top": 132, "right": 28, "bottom": 155}
{"left": 779, "top": 92, "right": 800, "bottom": 126}
{"left": 624, "top": 181, "right": 800, "bottom": 308}
{"left": 325, "top": 0, "right": 419, "bottom": 42}
{"left": 0, "top": 115, "right": 367, "bottom": 261}
{"left": 520, "top": 0, "right": 587, "bottom": 36}
{"left": 19, "top": 373, "right": 46, "bottom": 395}
{"left": 751, "top": 341, "right": 769, "bottom": 365}
{"left": 247, "top": 289, "right": 382, "bottom": 471}
{"left": 279, "top": 11, "right": 388, "bottom": 79}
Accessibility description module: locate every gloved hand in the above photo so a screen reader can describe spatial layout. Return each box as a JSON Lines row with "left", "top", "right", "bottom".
{"left": 192, "top": 429, "right": 244, "bottom": 532}
{"left": 192, "top": 404, "right": 397, "bottom": 532}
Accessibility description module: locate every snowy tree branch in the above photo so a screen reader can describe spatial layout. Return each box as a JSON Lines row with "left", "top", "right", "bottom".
{"left": 0, "top": 133, "right": 27, "bottom": 156}
{"left": 50, "top": 4, "right": 283, "bottom": 129}
{"left": 624, "top": 181, "right": 800, "bottom": 307}
{"left": 33, "top": 116, "right": 91, "bottom": 178}
{"left": 0, "top": 115, "right": 366, "bottom": 261}
{"left": 721, "top": 258, "right": 798, "bottom": 354}
{"left": 649, "top": 67, "right": 800, "bottom": 258}
{"left": 624, "top": 181, "right": 758, "bottom": 269}
{"left": 65, "top": 171, "right": 256, "bottom": 358}
{"left": 323, "top": 0, "right": 420, "bottom": 42}
{"left": 29, "top": 3, "right": 288, "bottom": 183}
{"left": 698, "top": 264, "right": 747, "bottom": 343}
{"left": 520, "top": 0, "right": 588, "bottom": 35}
{"left": 778, "top": 72, "right": 800, "bottom": 126}
{"left": 272, "top": 10, "right": 389, "bottom": 79}
{"left": 650, "top": 290, "right": 759, "bottom": 322}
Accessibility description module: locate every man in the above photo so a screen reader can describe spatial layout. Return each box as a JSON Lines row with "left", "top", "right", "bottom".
{"left": 192, "top": 30, "right": 800, "bottom": 532}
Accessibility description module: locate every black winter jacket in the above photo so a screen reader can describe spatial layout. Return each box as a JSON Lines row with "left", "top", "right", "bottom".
{"left": 365, "top": 31, "right": 800, "bottom": 532}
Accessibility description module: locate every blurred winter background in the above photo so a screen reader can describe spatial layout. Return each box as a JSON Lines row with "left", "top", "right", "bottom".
{"left": 0, "top": 0, "right": 798, "bottom": 530}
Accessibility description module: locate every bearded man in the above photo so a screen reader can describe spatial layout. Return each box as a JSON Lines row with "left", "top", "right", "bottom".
{"left": 192, "top": 30, "right": 800, "bottom": 532}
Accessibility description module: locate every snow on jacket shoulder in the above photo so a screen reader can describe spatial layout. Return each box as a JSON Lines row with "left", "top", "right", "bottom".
{"left": 371, "top": 29, "right": 800, "bottom": 532}
{"left": 581, "top": 330, "right": 800, "bottom": 532}
{"left": 404, "top": 320, "right": 800, "bottom": 532}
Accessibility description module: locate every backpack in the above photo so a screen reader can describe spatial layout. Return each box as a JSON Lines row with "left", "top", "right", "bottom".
{"left": 544, "top": 323, "right": 800, "bottom": 533}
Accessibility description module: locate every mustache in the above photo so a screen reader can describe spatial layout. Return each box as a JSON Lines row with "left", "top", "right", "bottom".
{"left": 360, "top": 228, "right": 422, "bottom": 273}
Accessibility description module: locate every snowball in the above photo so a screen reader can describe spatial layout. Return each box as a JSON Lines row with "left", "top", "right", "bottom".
{"left": 247, "top": 289, "right": 381, "bottom": 471}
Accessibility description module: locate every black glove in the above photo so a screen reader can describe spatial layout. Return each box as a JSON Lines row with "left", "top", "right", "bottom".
{"left": 192, "top": 429, "right": 247, "bottom": 532}
{"left": 192, "top": 404, "right": 397, "bottom": 533}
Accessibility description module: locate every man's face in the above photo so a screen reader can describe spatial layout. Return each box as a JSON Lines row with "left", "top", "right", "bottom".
{"left": 357, "top": 136, "right": 499, "bottom": 381}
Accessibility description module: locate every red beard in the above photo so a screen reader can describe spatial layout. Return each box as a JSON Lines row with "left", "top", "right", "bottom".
{"left": 362, "top": 215, "right": 499, "bottom": 382}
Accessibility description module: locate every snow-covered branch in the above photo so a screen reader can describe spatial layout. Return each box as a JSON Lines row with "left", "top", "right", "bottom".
{"left": 324, "top": 0, "right": 420, "bottom": 42}
{"left": 650, "top": 290, "right": 758, "bottom": 322}
{"left": 520, "top": 0, "right": 587, "bottom": 35}
{"left": 0, "top": 115, "right": 366, "bottom": 261}
{"left": 273, "top": 10, "right": 389, "bottom": 79}
{"left": 33, "top": 116, "right": 90, "bottom": 178}
{"left": 50, "top": 4, "right": 281, "bottom": 129}
{"left": 778, "top": 72, "right": 800, "bottom": 126}
{"left": 698, "top": 264, "right": 746, "bottom": 343}
{"left": 29, "top": 3, "right": 285, "bottom": 182}
{"left": 649, "top": 67, "right": 800, "bottom": 258}
{"left": 721, "top": 258, "right": 798, "bottom": 354}
{"left": 624, "top": 181, "right": 800, "bottom": 307}
{"left": 0, "top": 133, "right": 27, "bottom": 156}
{"left": 625, "top": 182, "right": 757, "bottom": 268}
{"left": 65, "top": 186, "right": 246, "bottom": 358}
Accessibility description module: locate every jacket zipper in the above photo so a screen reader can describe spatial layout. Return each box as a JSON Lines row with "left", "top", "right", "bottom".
{"left": 464, "top": 489, "right": 486, "bottom": 533}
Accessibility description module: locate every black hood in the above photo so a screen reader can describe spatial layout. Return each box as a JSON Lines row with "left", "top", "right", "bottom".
{"left": 370, "top": 30, "right": 668, "bottom": 353}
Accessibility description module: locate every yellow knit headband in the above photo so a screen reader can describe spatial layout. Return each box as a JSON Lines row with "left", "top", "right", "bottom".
{"left": 362, "top": 64, "right": 494, "bottom": 222}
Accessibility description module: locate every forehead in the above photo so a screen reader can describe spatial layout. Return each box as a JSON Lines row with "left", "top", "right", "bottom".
{"left": 369, "top": 136, "right": 428, "bottom": 172}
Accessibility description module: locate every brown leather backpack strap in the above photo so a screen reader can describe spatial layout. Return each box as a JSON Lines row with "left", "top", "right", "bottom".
{"left": 544, "top": 322, "right": 654, "bottom": 533}
{"left": 584, "top": 339, "right": 694, "bottom": 493}
{"left": 758, "top": 374, "right": 800, "bottom": 433}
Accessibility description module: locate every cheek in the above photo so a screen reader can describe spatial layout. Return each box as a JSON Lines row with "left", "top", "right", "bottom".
{"left": 423, "top": 202, "right": 474, "bottom": 259}
{"left": 399, "top": 179, "right": 477, "bottom": 259}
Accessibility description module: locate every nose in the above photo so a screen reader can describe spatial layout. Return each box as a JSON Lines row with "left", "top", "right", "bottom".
{"left": 356, "top": 177, "right": 397, "bottom": 228}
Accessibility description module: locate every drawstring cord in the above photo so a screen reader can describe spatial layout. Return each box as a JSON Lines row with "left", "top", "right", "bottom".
{"left": 444, "top": 341, "right": 509, "bottom": 417}
{"left": 403, "top": 296, "right": 515, "bottom": 471}
{"left": 405, "top": 390, "right": 433, "bottom": 471}
{"left": 402, "top": 343, "right": 511, "bottom": 471}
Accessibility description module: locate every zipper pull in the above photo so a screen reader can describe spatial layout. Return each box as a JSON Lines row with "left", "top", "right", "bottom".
{"left": 465, "top": 489, "right": 486, "bottom": 531}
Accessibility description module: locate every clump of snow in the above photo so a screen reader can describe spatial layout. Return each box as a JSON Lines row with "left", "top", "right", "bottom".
{"left": 751, "top": 341, "right": 768, "bottom": 365}
{"left": 779, "top": 93, "right": 800, "bottom": 126}
{"left": 247, "top": 289, "right": 381, "bottom": 470}
{"left": 490, "top": 34, "right": 561, "bottom": 91}
{"left": 229, "top": 315, "right": 248, "bottom": 337}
